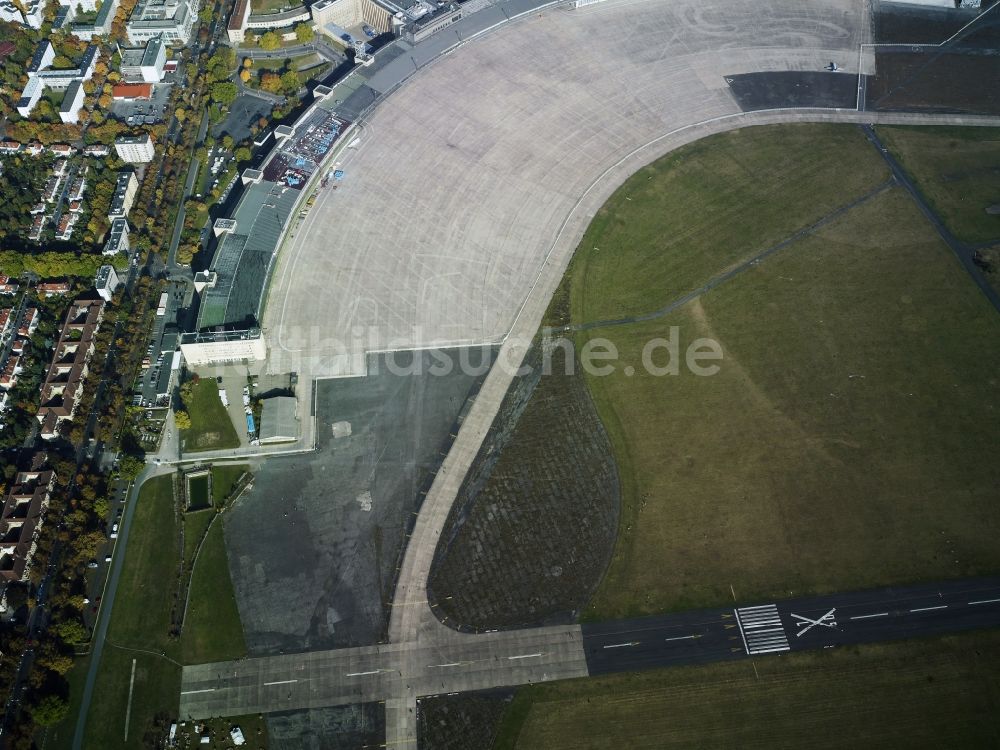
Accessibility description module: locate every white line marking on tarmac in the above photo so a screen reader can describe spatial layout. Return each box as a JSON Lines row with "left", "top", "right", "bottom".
{"left": 663, "top": 635, "right": 698, "bottom": 642}
{"left": 910, "top": 606, "right": 947, "bottom": 613}
{"left": 507, "top": 653, "right": 542, "bottom": 660}
{"left": 345, "top": 670, "right": 380, "bottom": 677}
{"left": 180, "top": 689, "right": 215, "bottom": 695}
{"left": 602, "top": 642, "right": 639, "bottom": 649}
{"left": 428, "top": 662, "right": 462, "bottom": 668}
{"left": 969, "top": 598, "right": 1000, "bottom": 605}
{"left": 850, "top": 612, "right": 889, "bottom": 620}
{"left": 263, "top": 679, "right": 298, "bottom": 686}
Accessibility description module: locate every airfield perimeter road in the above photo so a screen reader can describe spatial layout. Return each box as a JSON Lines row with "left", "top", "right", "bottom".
{"left": 180, "top": 577, "right": 1000, "bottom": 716}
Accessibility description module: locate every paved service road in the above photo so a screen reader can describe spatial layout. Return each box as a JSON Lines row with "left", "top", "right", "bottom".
{"left": 180, "top": 577, "right": 1000, "bottom": 719}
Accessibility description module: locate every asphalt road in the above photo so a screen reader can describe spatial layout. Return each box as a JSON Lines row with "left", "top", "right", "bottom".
{"left": 583, "top": 576, "right": 1000, "bottom": 675}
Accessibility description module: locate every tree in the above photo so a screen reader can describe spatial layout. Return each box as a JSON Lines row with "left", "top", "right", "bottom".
{"left": 53, "top": 619, "right": 89, "bottom": 644}
{"left": 280, "top": 70, "right": 300, "bottom": 95}
{"left": 242, "top": 57, "right": 252, "bottom": 69}
{"left": 31, "top": 694, "right": 70, "bottom": 726}
{"left": 294, "top": 22, "right": 314, "bottom": 43}
{"left": 173, "top": 410, "right": 191, "bottom": 430}
{"left": 259, "top": 31, "right": 280, "bottom": 50}
{"left": 260, "top": 72, "right": 282, "bottom": 94}
{"left": 210, "top": 81, "right": 238, "bottom": 106}
{"left": 118, "top": 454, "right": 145, "bottom": 481}
{"left": 239, "top": 68, "right": 251, "bottom": 84}
{"left": 235, "top": 146, "right": 251, "bottom": 162}
{"left": 174, "top": 107, "right": 186, "bottom": 122}
{"left": 222, "top": 134, "right": 234, "bottom": 150}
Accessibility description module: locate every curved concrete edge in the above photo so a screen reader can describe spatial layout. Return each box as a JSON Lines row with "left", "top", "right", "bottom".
{"left": 389, "top": 107, "right": 1000, "bottom": 646}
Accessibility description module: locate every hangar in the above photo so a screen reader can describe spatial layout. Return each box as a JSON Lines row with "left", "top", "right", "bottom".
{"left": 258, "top": 396, "right": 298, "bottom": 444}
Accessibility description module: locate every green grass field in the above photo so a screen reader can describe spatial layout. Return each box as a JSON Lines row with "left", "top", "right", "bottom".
{"left": 875, "top": 126, "right": 1000, "bottom": 245}
{"left": 181, "top": 520, "right": 247, "bottom": 664}
{"left": 80, "top": 471, "right": 251, "bottom": 746}
{"left": 497, "top": 630, "right": 1000, "bottom": 749}
{"left": 565, "top": 124, "right": 1000, "bottom": 620}
{"left": 82, "top": 475, "right": 181, "bottom": 749}
{"left": 570, "top": 124, "right": 890, "bottom": 323}
{"left": 181, "top": 380, "right": 240, "bottom": 452}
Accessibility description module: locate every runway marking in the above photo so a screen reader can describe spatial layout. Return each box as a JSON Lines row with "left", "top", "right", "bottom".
{"left": 791, "top": 608, "right": 837, "bottom": 637}
{"left": 428, "top": 662, "right": 463, "bottom": 668}
{"left": 124, "top": 659, "right": 137, "bottom": 742}
{"left": 507, "top": 653, "right": 542, "bottom": 660}
{"left": 850, "top": 612, "right": 889, "bottom": 620}
{"left": 263, "top": 679, "right": 298, "bottom": 686}
{"left": 345, "top": 670, "right": 380, "bottom": 677}
{"left": 910, "top": 605, "right": 947, "bottom": 613}
{"left": 602, "top": 641, "right": 639, "bottom": 649}
{"left": 663, "top": 635, "right": 699, "bottom": 642}
{"left": 969, "top": 598, "right": 1000, "bottom": 605}
{"left": 180, "top": 688, "right": 216, "bottom": 695}
{"left": 735, "top": 605, "right": 789, "bottom": 655}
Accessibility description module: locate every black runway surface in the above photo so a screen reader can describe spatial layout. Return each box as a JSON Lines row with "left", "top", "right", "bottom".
{"left": 583, "top": 577, "right": 1000, "bottom": 675}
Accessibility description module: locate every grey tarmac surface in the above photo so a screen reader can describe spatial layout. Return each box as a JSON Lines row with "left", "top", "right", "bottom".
{"left": 224, "top": 348, "right": 492, "bottom": 654}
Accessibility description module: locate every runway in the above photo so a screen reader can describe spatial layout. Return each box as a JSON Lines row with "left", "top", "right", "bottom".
{"left": 582, "top": 576, "right": 1000, "bottom": 675}
{"left": 179, "top": 576, "right": 1000, "bottom": 719}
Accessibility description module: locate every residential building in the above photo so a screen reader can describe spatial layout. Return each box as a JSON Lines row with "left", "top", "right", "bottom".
{"left": 126, "top": 0, "right": 199, "bottom": 45}
{"left": 59, "top": 80, "right": 86, "bottom": 124}
{"left": 226, "top": 0, "right": 250, "bottom": 43}
{"left": 0, "top": 308, "right": 11, "bottom": 339}
{"left": 95, "top": 265, "right": 120, "bottom": 302}
{"left": 0, "top": 0, "right": 43, "bottom": 28}
{"left": 114, "top": 134, "right": 155, "bottom": 163}
{"left": 37, "top": 282, "right": 72, "bottom": 298}
{"left": 0, "top": 356, "right": 21, "bottom": 390}
{"left": 37, "top": 298, "right": 104, "bottom": 440}
{"left": 18, "top": 308, "right": 39, "bottom": 338}
{"left": 0, "top": 458, "right": 57, "bottom": 582}
{"left": 64, "top": 0, "right": 121, "bottom": 38}
{"left": 68, "top": 176, "right": 87, "bottom": 202}
{"left": 0, "top": 277, "right": 18, "bottom": 295}
{"left": 108, "top": 171, "right": 139, "bottom": 220}
{"left": 17, "top": 42, "right": 100, "bottom": 119}
{"left": 0, "top": 141, "right": 21, "bottom": 154}
{"left": 103, "top": 217, "right": 131, "bottom": 256}
{"left": 48, "top": 143, "right": 74, "bottom": 156}
{"left": 84, "top": 144, "right": 111, "bottom": 157}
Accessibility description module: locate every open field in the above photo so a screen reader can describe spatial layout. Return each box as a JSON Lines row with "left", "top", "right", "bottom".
{"left": 570, "top": 124, "right": 890, "bottom": 323}
{"left": 82, "top": 471, "right": 252, "bottom": 746}
{"left": 562, "top": 124, "right": 1000, "bottom": 619}
{"left": 182, "top": 521, "right": 247, "bottom": 664}
{"left": 82, "top": 475, "right": 181, "bottom": 749}
{"left": 182, "top": 380, "right": 240, "bottom": 452}
{"left": 877, "top": 126, "right": 1000, "bottom": 244}
{"left": 496, "top": 630, "right": 1000, "bottom": 749}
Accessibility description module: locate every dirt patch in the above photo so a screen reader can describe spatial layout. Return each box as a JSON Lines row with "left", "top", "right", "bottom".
{"left": 428, "top": 341, "right": 620, "bottom": 631}
{"left": 418, "top": 690, "right": 513, "bottom": 750}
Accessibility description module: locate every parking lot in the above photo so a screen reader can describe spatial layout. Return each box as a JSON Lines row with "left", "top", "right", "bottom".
{"left": 110, "top": 82, "right": 173, "bottom": 125}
